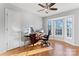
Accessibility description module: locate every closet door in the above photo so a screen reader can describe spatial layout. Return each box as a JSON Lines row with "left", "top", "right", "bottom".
{"left": 5, "top": 8, "right": 21, "bottom": 50}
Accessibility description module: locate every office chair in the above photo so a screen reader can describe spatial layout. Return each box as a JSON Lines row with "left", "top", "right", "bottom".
{"left": 41, "top": 30, "right": 51, "bottom": 47}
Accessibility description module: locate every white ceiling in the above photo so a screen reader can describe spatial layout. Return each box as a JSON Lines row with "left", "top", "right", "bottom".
{"left": 12, "top": 3, "right": 79, "bottom": 17}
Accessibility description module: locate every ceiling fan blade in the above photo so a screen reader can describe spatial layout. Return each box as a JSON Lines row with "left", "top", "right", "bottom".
{"left": 38, "top": 4, "right": 45, "bottom": 8}
{"left": 49, "top": 3, "right": 56, "bottom": 7}
{"left": 50, "top": 8, "right": 58, "bottom": 10}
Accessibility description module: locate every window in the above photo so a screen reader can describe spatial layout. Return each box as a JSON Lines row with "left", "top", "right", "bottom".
{"left": 48, "top": 20, "right": 51, "bottom": 34}
{"left": 48, "top": 15, "right": 73, "bottom": 39}
{"left": 66, "top": 16, "right": 73, "bottom": 38}
{"left": 54, "top": 19, "right": 63, "bottom": 37}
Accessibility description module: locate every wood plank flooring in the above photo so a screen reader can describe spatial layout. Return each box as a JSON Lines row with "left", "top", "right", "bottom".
{"left": 0, "top": 40, "right": 79, "bottom": 56}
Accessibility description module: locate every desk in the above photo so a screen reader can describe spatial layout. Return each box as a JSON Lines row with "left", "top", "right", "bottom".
{"left": 24, "top": 32, "right": 45, "bottom": 46}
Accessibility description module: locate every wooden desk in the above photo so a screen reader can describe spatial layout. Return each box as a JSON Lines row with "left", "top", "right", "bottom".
{"left": 24, "top": 32, "right": 44, "bottom": 46}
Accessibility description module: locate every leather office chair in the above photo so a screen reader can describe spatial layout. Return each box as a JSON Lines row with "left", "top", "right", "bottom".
{"left": 41, "top": 30, "right": 51, "bottom": 47}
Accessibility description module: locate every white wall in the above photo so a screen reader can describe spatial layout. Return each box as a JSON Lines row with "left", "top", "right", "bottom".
{"left": 43, "top": 8, "right": 79, "bottom": 45}
{"left": 0, "top": 4, "right": 6, "bottom": 52}
{"left": 21, "top": 11, "right": 42, "bottom": 31}
{"left": 0, "top": 3, "right": 43, "bottom": 52}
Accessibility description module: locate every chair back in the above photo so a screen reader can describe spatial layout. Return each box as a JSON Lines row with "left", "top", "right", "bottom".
{"left": 30, "top": 27, "right": 34, "bottom": 32}
{"left": 46, "top": 30, "right": 51, "bottom": 41}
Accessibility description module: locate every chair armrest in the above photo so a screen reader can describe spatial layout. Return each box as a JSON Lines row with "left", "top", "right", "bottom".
{"left": 42, "top": 37, "right": 46, "bottom": 39}
{"left": 43, "top": 35, "right": 48, "bottom": 38}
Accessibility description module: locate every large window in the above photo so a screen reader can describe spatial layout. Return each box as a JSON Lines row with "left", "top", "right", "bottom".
{"left": 66, "top": 16, "right": 73, "bottom": 38}
{"left": 48, "top": 20, "right": 51, "bottom": 34}
{"left": 54, "top": 19, "right": 63, "bottom": 37}
{"left": 48, "top": 15, "right": 73, "bottom": 39}
{"left": 48, "top": 20, "right": 51, "bottom": 31}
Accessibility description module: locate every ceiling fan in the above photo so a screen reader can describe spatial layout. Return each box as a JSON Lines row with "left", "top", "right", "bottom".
{"left": 38, "top": 3, "right": 58, "bottom": 13}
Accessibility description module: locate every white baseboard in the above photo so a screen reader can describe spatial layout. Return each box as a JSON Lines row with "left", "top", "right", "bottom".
{"left": 64, "top": 40, "right": 79, "bottom": 46}
{"left": 50, "top": 38, "right": 79, "bottom": 47}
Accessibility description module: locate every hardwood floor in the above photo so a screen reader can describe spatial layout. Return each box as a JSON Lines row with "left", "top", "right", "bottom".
{"left": 0, "top": 40, "right": 79, "bottom": 56}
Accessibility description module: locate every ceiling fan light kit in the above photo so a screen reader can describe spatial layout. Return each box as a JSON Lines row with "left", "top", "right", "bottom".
{"left": 38, "top": 3, "right": 58, "bottom": 14}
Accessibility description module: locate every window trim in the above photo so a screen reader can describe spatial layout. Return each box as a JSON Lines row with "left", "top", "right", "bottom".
{"left": 53, "top": 18, "right": 64, "bottom": 38}
{"left": 64, "top": 15, "right": 74, "bottom": 39}
{"left": 48, "top": 15, "right": 74, "bottom": 40}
